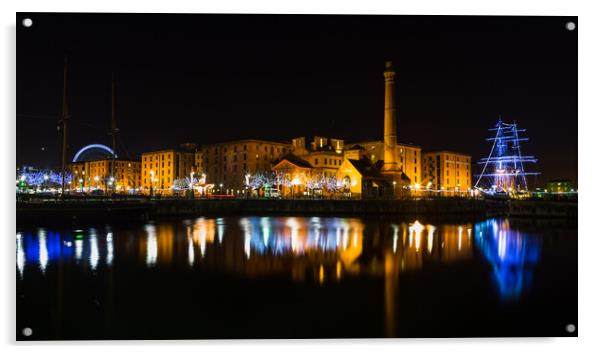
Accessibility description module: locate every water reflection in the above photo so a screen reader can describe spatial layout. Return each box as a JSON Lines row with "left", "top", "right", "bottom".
{"left": 15, "top": 218, "right": 489, "bottom": 280}
{"left": 16, "top": 233, "right": 25, "bottom": 278}
{"left": 106, "top": 232, "right": 114, "bottom": 266}
{"left": 16, "top": 216, "right": 546, "bottom": 337}
{"left": 170, "top": 217, "right": 481, "bottom": 286}
{"left": 38, "top": 229, "right": 48, "bottom": 273}
{"left": 89, "top": 229, "right": 99, "bottom": 271}
{"left": 145, "top": 225, "right": 157, "bottom": 267}
{"left": 474, "top": 219, "right": 542, "bottom": 301}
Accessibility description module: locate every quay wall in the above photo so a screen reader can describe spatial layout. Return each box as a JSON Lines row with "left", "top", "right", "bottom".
{"left": 508, "top": 200, "right": 578, "bottom": 219}
{"left": 151, "top": 198, "right": 506, "bottom": 217}
{"left": 16, "top": 198, "right": 577, "bottom": 226}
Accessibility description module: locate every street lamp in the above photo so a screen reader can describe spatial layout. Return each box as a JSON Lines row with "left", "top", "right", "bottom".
{"left": 189, "top": 171, "right": 195, "bottom": 198}
{"left": 81, "top": 170, "right": 87, "bottom": 191}
{"left": 414, "top": 183, "right": 420, "bottom": 198}
{"left": 245, "top": 173, "right": 251, "bottom": 198}
{"left": 43, "top": 174, "right": 49, "bottom": 191}
{"left": 292, "top": 177, "right": 301, "bottom": 199}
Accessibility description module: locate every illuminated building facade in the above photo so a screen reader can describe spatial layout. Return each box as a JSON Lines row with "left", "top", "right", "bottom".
{"left": 290, "top": 136, "right": 344, "bottom": 178}
{"left": 141, "top": 149, "right": 195, "bottom": 195}
{"left": 545, "top": 179, "right": 576, "bottom": 193}
{"left": 348, "top": 141, "right": 422, "bottom": 186}
{"left": 270, "top": 136, "right": 346, "bottom": 197}
{"left": 195, "top": 139, "right": 292, "bottom": 194}
{"left": 336, "top": 158, "right": 389, "bottom": 199}
{"left": 271, "top": 154, "right": 314, "bottom": 197}
{"left": 69, "top": 159, "right": 141, "bottom": 192}
{"left": 422, "top": 151, "right": 472, "bottom": 193}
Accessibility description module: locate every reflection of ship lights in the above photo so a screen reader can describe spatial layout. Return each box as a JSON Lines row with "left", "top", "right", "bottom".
{"left": 475, "top": 219, "right": 541, "bottom": 301}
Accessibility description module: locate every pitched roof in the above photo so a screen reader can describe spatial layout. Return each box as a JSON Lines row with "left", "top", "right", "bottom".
{"left": 400, "top": 172, "right": 411, "bottom": 183}
{"left": 273, "top": 153, "right": 313, "bottom": 169}
{"left": 347, "top": 158, "right": 386, "bottom": 179}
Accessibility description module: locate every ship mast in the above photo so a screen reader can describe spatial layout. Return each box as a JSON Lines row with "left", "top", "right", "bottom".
{"left": 474, "top": 117, "right": 540, "bottom": 194}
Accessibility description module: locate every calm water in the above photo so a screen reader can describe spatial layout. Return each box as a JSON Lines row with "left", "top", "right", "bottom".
{"left": 16, "top": 216, "right": 577, "bottom": 339}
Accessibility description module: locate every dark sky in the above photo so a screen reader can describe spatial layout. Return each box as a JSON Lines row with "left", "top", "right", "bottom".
{"left": 16, "top": 13, "right": 577, "bottom": 185}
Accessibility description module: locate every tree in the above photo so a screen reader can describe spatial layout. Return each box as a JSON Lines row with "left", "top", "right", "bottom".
{"left": 248, "top": 171, "right": 278, "bottom": 190}
{"left": 323, "top": 176, "right": 341, "bottom": 194}
{"left": 173, "top": 177, "right": 197, "bottom": 190}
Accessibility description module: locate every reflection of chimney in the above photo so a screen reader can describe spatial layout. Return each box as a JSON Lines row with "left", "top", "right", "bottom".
{"left": 383, "top": 61, "right": 399, "bottom": 171}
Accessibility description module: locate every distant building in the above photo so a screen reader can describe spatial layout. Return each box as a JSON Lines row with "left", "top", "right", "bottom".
{"left": 269, "top": 136, "right": 345, "bottom": 197}
{"left": 195, "top": 139, "right": 292, "bottom": 193}
{"left": 69, "top": 159, "right": 141, "bottom": 192}
{"left": 271, "top": 153, "right": 315, "bottom": 197}
{"left": 546, "top": 179, "right": 576, "bottom": 193}
{"left": 348, "top": 140, "right": 422, "bottom": 186}
{"left": 141, "top": 148, "right": 195, "bottom": 195}
{"left": 291, "top": 136, "right": 345, "bottom": 178}
{"left": 422, "top": 151, "right": 472, "bottom": 193}
{"left": 336, "top": 157, "right": 391, "bottom": 199}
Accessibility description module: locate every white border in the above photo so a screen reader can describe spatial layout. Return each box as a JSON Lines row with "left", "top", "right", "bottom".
{"left": 2, "top": 1, "right": 600, "bottom": 353}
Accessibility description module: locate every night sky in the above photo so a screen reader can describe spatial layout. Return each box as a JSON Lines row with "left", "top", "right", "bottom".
{"left": 16, "top": 13, "right": 577, "bottom": 185}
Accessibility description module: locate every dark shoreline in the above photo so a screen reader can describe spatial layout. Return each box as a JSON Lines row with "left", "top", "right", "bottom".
{"left": 16, "top": 198, "right": 577, "bottom": 228}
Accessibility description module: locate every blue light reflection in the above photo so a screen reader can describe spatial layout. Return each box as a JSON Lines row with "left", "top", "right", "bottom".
{"left": 474, "top": 219, "right": 541, "bottom": 301}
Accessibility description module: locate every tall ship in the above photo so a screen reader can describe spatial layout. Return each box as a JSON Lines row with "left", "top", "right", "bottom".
{"left": 474, "top": 117, "right": 540, "bottom": 197}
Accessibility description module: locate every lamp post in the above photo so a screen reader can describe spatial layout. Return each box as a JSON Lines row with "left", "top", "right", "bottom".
{"left": 414, "top": 183, "right": 421, "bottom": 198}
{"left": 200, "top": 173, "right": 206, "bottom": 197}
{"left": 245, "top": 173, "right": 251, "bottom": 198}
{"left": 109, "top": 176, "right": 115, "bottom": 194}
{"left": 43, "top": 174, "right": 49, "bottom": 191}
{"left": 392, "top": 181, "right": 396, "bottom": 199}
{"left": 189, "top": 170, "right": 195, "bottom": 198}
{"left": 292, "top": 177, "right": 301, "bottom": 200}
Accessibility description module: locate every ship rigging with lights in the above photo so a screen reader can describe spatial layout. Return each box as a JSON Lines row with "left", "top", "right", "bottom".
{"left": 474, "top": 117, "right": 540, "bottom": 196}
